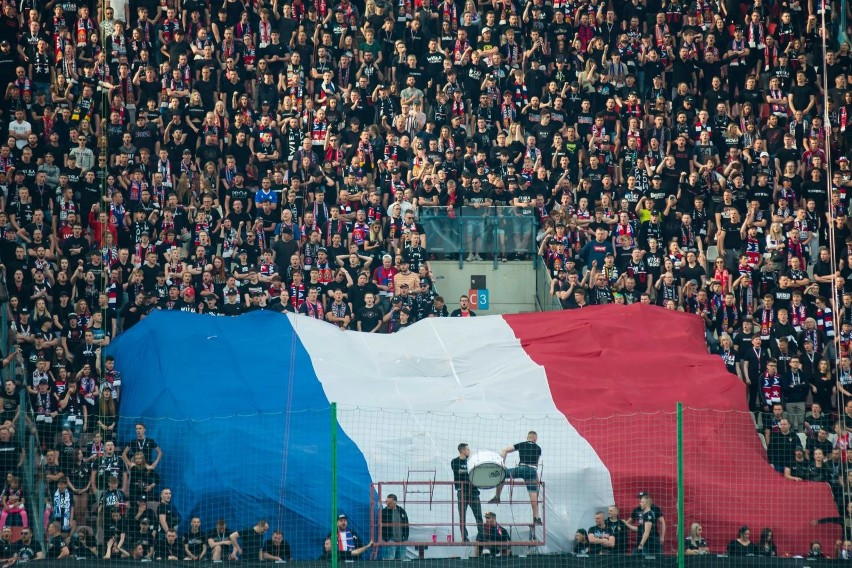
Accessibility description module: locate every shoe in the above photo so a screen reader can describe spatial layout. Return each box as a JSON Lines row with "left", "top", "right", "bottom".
{"left": 474, "top": 254, "right": 483, "bottom": 261}
{"left": 466, "top": 253, "right": 475, "bottom": 261}
{"left": 501, "top": 256, "right": 507, "bottom": 263}
{"left": 488, "top": 496, "right": 500, "bottom": 504}
{"left": 534, "top": 517, "right": 543, "bottom": 525}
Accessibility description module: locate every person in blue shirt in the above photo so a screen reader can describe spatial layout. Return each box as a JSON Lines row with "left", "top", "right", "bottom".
{"left": 579, "top": 228, "right": 615, "bottom": 272}
{"left": 254, "top": 176, "right": 279, "bottom": 209}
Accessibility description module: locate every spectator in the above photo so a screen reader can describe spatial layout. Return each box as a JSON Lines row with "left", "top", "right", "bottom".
{"left": 450, "top": 295, "right": 476, "bottom": 317}
{"left": 183, "top": 517, "right": 207, "bottom": 561}
{"left": 69, "top": 527, "right": 98, "bottom": 559}
{"left": 605, "top": 506, "right": 629, "bottom": 554}
{"left": 475, "top": 512, "right": 511, "bottom": 557}
{"left": 155, "top": 530, "right": 182, "bottom": 561}
{"left": 727, "top": 526, "right": 758, "bottom": 556}
{"left": 451, "top": 443, "right": 483, "bottom": 542}
{"left": 121, "top": 422, "right": 162, "bottom": 470}
{"left": 230, "top": 519, "right": 270, "bottom": 562}
{"left": 804, "top": 403, "right": 834, "bottom": 440}
{"left": 587, "top": 511, "right": 615, "bottom": 554}
{"left": 15, "top": 527, "right": 44, "bottom": 561}
{"left": 45, "top": 521, "right": 69, "bottom": 559}
{"left": 767, "top": 418, "right": 802, "bottom": 473}
{"left": 757, "top": 529, "right": 778, "bottom": 557}
{"left": 490, "top": 431, "right": 542, "bottom": 524}
{"left": 784, "top": 448, "right": 810, "bottom": 482}
{"left": 207, "top": 519, "right": 235, "bottom": 562}
{"left": 573, "top": 529, "right": 590, "bottom": 555}
{"left": 630, "top": 494, "right": 662, "bottom": 555}
{"left": 156, "top": 488, "right": 180, "bottom": 535}
{"left": 261, "top": 529, "right": 292, "bottom": 562}
{"left": 0, "top": 428, "right": 22, "bottom": 481}
{"left": 685, "top": 523, "right": 709, "bottom": 555}
{"left": 626, "top": 492, "right": 665, "bottom": 552}
{"left": 782, "top": 356, "right": 809, "bottom": 432}
{"left": 380, "top": 493, "right": 409, "bottom": 560}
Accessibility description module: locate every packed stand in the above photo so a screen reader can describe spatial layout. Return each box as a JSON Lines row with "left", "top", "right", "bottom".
{"left": 0, "top": 0, "right": 844, "bottom": 555}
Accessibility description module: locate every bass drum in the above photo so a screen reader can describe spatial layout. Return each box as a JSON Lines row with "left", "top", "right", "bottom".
{"left": 467, "top": 450, "right": 506, "bottom": 489}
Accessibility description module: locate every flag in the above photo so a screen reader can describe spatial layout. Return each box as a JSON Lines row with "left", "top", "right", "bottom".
{"left": 112, "top": 305, "right": 838, "bottom": 559}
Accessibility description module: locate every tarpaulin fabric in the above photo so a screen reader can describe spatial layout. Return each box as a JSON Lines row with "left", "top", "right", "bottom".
{"left": 108, "top": 311, "right": 373, "bottom": 560}
{"left": 111, "top": 306, "right": 838, "bottom": 558}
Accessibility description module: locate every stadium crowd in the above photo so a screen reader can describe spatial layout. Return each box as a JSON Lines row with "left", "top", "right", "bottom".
{"left": 0, "top": 0, "right": 844, "bottom": 556}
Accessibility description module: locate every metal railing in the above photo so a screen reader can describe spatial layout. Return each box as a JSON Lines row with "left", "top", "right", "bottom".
{"left": 417, "top": 207, "right": 539, "bottom": 269}
{"left": 534, "top": 261, "right": 563, "bottom": 312}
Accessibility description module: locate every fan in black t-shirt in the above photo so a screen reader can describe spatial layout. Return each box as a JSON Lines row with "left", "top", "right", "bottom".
{"left": 230, "top": 520, "right": 269, "bottom": 562}
{"left": 490, "top": 431, "right": 542, "bottom": 524}
{"left": 357, "top": 293, "right": 384, "bottom": 333}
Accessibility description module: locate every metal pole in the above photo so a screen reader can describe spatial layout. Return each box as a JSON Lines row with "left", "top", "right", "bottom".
{"left": 331, "top": 402, "right": 338, "bottom": 568}
{"left": 677, "top": 402, "right": 685, "bottom": 568}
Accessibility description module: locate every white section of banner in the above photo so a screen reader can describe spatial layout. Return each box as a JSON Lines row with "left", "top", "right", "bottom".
{"left": 289, "top": 314, "right": 615, "bottom": 557}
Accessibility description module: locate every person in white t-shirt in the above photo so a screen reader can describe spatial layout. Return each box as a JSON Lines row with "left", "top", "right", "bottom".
{"left": 8, "top": 109, "right": 31, "bottom": 150}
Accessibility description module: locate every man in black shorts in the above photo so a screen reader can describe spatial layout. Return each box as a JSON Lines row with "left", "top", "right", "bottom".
{"left": 451, "top": 443, "right": 483, "bottom": 541}
{"left": 489, "top": 431, "right": 542, "bottom": 525}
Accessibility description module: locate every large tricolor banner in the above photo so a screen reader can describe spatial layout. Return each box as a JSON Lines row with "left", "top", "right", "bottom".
{"left": 112, "top": 306, "right": 839, "bottom": 560}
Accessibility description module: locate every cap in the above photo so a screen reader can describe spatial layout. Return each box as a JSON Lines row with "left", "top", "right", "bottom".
{"left": 392, "top": 296, "right": 402, "bottom": 303}
{"left": 638, "top": 492, "right": 649, "bottom": 499}
{"left": 759, "top": 151, "right": 769, "bottom": 158}
{"left": 420, "top": 279, "right": 430, "bottom": 286}
{"left": 652, "top": 174, "right": 661, "bottom": 180}
{"left": 651, "top": 210, "right": 660, "bottom": 216}
{"left": 19, "top": 307, "right": 28, "bottom": 314}
{"left": 338, "top": 514, "right": 347, "bottom": 519}
{"left": 841, "top": 156, "right": 850, "bottom": 162}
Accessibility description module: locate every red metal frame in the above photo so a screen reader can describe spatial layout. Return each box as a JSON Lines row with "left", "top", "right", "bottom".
{"left": 370, "top": 480, "right": 546, "bottom": 549}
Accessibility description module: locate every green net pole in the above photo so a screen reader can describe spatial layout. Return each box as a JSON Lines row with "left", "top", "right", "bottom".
{"left": 331, "top": 402, "right": 338, "bottom": 568}
{"left": 677, "top": 402, "right": 685, "bottom": 568}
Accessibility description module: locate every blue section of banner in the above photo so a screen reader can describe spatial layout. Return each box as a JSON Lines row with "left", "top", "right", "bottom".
{"left": 108, "top": 310, "right": 372, "bottom": 560}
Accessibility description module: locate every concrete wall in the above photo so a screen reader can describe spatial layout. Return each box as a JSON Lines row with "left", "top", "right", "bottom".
{"left": 430, "top": 260, "right": 537, "bottom": 315}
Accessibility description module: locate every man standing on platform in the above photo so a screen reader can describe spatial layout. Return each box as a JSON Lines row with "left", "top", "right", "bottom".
{"left": 489, "top": 432, "right": 542, "bottom": 525}
{"left": 451, "top": 443, "right": 483, "bottom": 542}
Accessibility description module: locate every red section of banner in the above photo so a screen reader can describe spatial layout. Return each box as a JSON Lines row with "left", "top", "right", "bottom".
{"left": 505, "top": 305, "right": 839, "bottom": 557}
